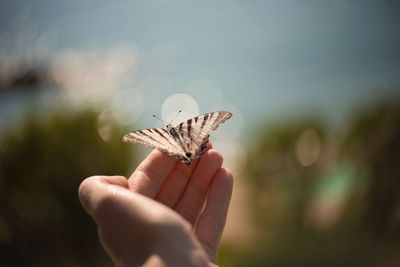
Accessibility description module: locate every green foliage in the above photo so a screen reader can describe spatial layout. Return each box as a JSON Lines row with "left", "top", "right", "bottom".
{"left": 246, "top": 118, "right": 327, "bottom": 229}
{"left": 343, "top": 102, "right": 400, "bottom": 241}
{"left": 0, "top": 109, "right": 135, "bottom": 267}
{"left": 237, "top": 102, "right": 400, "bottom": 267}
{"left": 247, "top": 118, "right": 326, "bottom": 188}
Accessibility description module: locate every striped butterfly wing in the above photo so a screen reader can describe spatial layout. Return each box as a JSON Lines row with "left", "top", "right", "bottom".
{"left": 123, "top": 111, "right": 233, "bottom": 165}
{"left": 122, "top": 128, "right": 186, "bottom": 157}
{"left": 177, "top": 111, "right": 233, "bottom": 157}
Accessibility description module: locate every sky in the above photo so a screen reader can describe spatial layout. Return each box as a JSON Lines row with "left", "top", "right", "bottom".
{"left": 1, "top": 0, "right": 400, "bottom": 134}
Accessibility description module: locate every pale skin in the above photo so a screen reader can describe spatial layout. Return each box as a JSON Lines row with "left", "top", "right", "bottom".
{"left": 78, "top": 147, "right": 233, "bottom": 267}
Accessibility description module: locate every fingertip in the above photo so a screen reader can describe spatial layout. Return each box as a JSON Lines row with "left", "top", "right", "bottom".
{"left": 78, "top": 175, "right": 128, "bottom": 214}
{"left": 128, "top": 149, "right": 176, "bottom": 197}
{"left": 211, "top": 168, "right": 234, "bottom": 202}
{"left": 149, "top": 148, "right": 166, "bottom": 158}
{"left": 78, "top": 176, "right": 101, "bottom": 214}
{"left": 138, "top": 149, "right": 176, "bottom": 173}
{"left": 79, "top": 175, "right": 128, "bottom": 194}
{"left": 78, "top": 175, "right": 103, "bottom": 199}
{"left": 203, "top": 149, "right": 223, "bottom": 168}
{"left": 103, "top": 175, "right": 129, "bottom": 187}
{"left": 147, "top": 149, "right": 175, "bottom": 163}
{"left": 216, "top": 168, "right": 234, "bottom": 185}
{"left": 207, "top": 141, "right": 213, "bottom": 149}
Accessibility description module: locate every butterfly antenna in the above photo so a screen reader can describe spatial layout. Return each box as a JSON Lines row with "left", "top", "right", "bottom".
{"left": 153, "top": 110, "right": 182, "bottom": 125}
{"left": 152, "top": 114, "right": 168, "bottom": 124}
{"left": 169, "top": 110, "right": 182, "bottom": 124}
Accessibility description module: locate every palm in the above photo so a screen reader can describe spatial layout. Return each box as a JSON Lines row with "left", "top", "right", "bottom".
{"left": 128, "top": 148, "right": 233, "bottom": 263}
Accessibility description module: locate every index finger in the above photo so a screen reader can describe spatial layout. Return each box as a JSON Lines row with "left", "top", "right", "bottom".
{"left": 128, "top": 149, "right": 176, "bottom": 197}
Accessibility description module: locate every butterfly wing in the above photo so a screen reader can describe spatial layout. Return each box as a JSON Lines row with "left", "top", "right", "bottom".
{"left": 177, "top": 111, "right": 233, "bottom": 157}
{"left": 122, "top": 111, "right": 233, "bottom": 165}
{"left": 122, "top": 128, "right": 186, "bottom": 157}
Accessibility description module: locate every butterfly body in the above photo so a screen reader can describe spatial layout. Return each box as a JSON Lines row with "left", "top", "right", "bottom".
{"left": 123, "top": 111, "right": 232, "bottom": 165}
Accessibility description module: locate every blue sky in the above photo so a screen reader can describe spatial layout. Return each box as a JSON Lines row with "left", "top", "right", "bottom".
{"left": 1, "top": 0, "right": 400, "bottom": 132}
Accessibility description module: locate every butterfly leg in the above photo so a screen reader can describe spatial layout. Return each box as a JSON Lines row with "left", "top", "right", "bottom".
{"left": 176, "top": 155, "right": 192, "bottom": 166}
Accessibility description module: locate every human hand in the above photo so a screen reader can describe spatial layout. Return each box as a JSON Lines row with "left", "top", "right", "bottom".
{"left": 79, "top": 148, "right": 233, "bottom": 267}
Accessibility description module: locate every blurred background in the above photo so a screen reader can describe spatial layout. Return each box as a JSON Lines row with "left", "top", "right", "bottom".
{"left": 1, "top": 0, "right": 400, "bottom": 266}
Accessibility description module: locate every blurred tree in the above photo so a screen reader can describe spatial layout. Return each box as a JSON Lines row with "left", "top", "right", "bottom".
{"left": 343, "top": 102, "right": 400, "bottom": 261}
{"left": 246, "top": 118, "right": 327, "bottom": 230}
{"left": 0, "top": 110, "right": 136, "bottom": 267}
{"left": 231, "top": 102, "right": 400, "bottom": 267}
{"left": 0, "top": 61, "right": 139, "bottom": 267}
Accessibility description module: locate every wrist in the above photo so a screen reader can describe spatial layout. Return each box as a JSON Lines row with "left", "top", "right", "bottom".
{"left": 152, "top": 218, "right": 209, "bottom": 267}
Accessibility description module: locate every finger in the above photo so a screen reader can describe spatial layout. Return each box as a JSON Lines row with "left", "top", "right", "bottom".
{"left": 78, "top": 175, "right": 129, "bottom": 216}
{"left": 174, "top": 149, "right": 223, "bottom": 225}
{"left": 155, "top": 158, "right": 200, "bottom": 207}
{"left": 78, "top": 175, "right": 169, "bottom": 265}
{"left": 155, "top": 142, "right": 213, "bottom": 207}
{"left": 128, "top": 149, "right": 176, "bottom": 197}
{"left": 206, "top": 141, "right": 213, "bottom": 150}
{"left": 79, "top": 175, "right": 170, "bottom": 226}
{"left": 195, "top": 168, "right": 233, "bottom": 263}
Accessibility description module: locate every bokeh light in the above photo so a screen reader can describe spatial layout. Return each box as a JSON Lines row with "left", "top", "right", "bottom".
{"left": 51, "top": 44, "right": 138, "bottom": 107}
{"left": 295, "top": 128, "right": 321, "bottom": 167}
{"left": 111, "top": 87, "right": 143, "bottom": 126}
{"left": 161, "top": 93, "right": 199, "bottom": 123}
{"left": 97, "top": 110, "right": 114, "bottom": 142}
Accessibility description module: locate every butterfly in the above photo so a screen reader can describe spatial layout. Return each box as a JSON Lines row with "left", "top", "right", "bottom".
{"left": 122, "top": 111, "right": 233, "bottom": 165}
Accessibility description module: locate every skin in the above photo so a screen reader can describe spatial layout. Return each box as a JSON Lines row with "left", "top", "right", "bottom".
{"left": 78, "top": 147, "right": 233, "bottom": 267}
